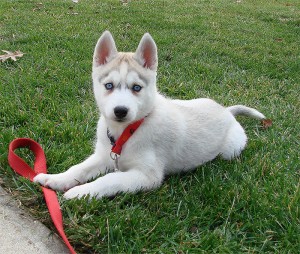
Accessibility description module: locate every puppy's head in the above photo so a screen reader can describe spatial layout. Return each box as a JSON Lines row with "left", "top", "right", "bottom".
{"left": 92, "top": 31, "right": 158, "bottom": 124}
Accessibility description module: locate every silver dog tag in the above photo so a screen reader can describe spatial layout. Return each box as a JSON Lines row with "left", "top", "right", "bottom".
{"left": 114, "top": 155, "right": 119, "bottom": 172}
{"left": 110, "top": 151, "right": 120, "bottom": 172}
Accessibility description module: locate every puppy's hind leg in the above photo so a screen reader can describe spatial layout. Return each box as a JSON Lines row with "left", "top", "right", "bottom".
{"left": 220, "top": 121, "right": 247, "bottom": 160}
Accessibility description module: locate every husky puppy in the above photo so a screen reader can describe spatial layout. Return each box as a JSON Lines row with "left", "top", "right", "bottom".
{"left": 34, "top": 31, "right": 267, "bottom": 199}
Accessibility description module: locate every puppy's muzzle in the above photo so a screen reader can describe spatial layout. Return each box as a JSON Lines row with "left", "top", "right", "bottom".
{"left": 114, "top": 106, "right": 129, "bottom": 120}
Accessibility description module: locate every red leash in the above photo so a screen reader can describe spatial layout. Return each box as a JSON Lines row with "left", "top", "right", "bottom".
{"left": 8, "top": 138, "right": 76, "bottom": 254}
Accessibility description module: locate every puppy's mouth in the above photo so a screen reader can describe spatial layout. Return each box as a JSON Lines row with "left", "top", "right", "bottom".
{"left": 115, "top": 119, "right": 125, "bottom": 123}
{"left": 114, "top": 117, "right": 128, "bottom": 123}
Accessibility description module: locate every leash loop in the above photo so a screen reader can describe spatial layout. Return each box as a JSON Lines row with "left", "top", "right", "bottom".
{"left": 8, "top": 138, "right": 76, "bottom": 254}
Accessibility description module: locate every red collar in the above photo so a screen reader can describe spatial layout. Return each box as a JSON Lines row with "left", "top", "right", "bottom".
{"left": 107, "top": 118, "right": 145, "bottom": 155}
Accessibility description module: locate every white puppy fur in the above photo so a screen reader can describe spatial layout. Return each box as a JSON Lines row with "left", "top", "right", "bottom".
{"left": 34, "top": 31, "right": 266, "bottom": 199}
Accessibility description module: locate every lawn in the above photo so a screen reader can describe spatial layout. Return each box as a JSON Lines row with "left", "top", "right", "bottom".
{"left": 0, "top": 0, "right": 299, "bottom": 253}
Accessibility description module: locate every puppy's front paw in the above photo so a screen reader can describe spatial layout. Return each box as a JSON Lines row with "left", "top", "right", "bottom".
{"left": 63, "top": 183, "right": 101, "bottom": 200}
{"left": 64, "top": 185, "right": 89, "bottom": 200}
{"left": 33, "top": 173, "right": 78, "bottom": 191}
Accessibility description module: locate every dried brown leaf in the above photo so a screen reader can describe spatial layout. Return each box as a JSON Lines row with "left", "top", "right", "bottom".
{"left": 32, "top": 2, "right": 44, "bottom": 11}
{"left": 0, "top": 50, "right": 24, "bottom": 62}
{"left": 261, "top": 119, "right": 273, "bottom": 129}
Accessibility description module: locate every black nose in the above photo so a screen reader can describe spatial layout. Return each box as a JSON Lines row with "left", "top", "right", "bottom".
{"left": 114, "top": 106, "right": 128, "bottom": 119}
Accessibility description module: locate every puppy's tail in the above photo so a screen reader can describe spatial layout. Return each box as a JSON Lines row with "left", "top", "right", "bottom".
{"left": 227, "top": 105, "right": 266, "bottom": 120}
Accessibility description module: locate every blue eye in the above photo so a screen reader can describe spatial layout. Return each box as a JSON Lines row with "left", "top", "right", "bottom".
{"left": 132, "top": 84, "right": 142, "bottom": 92}
{"left": 104, "top": 83, "right": 114, "bottom": 90}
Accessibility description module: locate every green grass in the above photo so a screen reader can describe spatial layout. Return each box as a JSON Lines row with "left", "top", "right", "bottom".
{"left": 1, "top": 0, "right": 300, "bottom": 253}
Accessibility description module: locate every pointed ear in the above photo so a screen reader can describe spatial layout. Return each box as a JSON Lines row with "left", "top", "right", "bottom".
{"left": 133, "top": 33, "right": 157, "bottom": 71}
{"left": 93, "top": 31, "right": 118, "bottom": 67}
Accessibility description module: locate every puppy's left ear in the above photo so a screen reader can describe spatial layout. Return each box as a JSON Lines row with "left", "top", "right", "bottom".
{"left": 134, "top": 33, "right": 157, "bottom": 71}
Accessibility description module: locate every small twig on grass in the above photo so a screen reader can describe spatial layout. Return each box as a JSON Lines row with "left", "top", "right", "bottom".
{"left": 223, "top": 196, "right": 236, "bottom": 232}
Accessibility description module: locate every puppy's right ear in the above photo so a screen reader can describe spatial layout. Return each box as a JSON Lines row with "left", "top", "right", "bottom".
{"left": 93, "top": 31, "right": 118, "bottom": 67}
